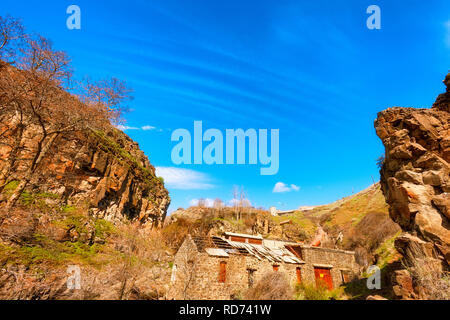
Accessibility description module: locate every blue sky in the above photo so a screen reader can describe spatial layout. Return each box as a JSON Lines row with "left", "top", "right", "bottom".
{"left": 2, "top": 0, "right": 449, "bottom": 213}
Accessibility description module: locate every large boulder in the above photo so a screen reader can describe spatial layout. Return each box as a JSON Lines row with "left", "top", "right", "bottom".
{"left": 374, "top": 73, "right": 450, "bottom": 298}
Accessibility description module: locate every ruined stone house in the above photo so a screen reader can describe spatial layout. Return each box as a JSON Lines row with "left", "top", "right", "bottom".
{"left": 168, "top": 232, "right": 357, "bottom": 300}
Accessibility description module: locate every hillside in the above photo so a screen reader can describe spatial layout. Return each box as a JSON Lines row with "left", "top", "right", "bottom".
{"left": 0, "top": 12, "right": 447, "bottom": 301}
{"left": 0, "top": 23, "right": 172, "bottom": 299}
{"left": 166, "top": 183, "right": 401, "bottom": 270}
{"left": 0, "top": 82, "right": 172, "bottom": 298}
{"left": 279, "top": 184, "right": 400, "bottom": 267}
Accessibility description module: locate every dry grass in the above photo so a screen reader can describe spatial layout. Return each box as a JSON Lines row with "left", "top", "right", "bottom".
{"left": 343, "top": 211, "right": 400, "bottom": 267}
{"left": 245, "top": 272, "right": 293, "bottom": 300}
{"left": 163, "top": 206, "right": 273, "bottom": 251}
{"left": 0, "top": 203, "right": 174, "bottom": 299}
{"left": 401, "top": 241, "right": 450, "bottom": 300}
{"left": 295, "top": 282, "right": 346, "bottom": 300}
{"left": 108, "top": 223, "right": 171, "bottom": 299}
{"left": 410, "top": 259, "right": 450, "bottom": 300}
{"left": 310, "top": 184, "right": 389, "bottom": 229}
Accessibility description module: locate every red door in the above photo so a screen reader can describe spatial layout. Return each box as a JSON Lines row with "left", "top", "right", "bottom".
{"left": 219, "top": 261, "right": 226, "bottom": 283}
{"left": 296, "top": 267, "right": 302, "bottom": 284}
{"left": 314, "top": 268, "right": 333, "bottom": 290}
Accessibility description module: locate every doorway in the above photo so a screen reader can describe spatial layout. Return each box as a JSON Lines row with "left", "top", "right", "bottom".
{"left": 314, "top": 267, "right": 333, "bottom": 290}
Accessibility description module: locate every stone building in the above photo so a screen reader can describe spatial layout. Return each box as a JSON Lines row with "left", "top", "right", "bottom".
{"left": 168, "top": 232, "right": 357, "bottom": 300}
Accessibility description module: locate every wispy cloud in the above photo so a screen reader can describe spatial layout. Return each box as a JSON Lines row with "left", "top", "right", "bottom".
{"left": 115, "top": 124, "right": 159, "bottom": 131}
{"left": 155, "top": 167, "right": 215, "bottom": 190}
{"left": 273, "top": 182, "right": 300, "bottom": 193}
{"left": 116, "top": 125, "right": 140, "bottom": 131}
{"left": 101, "top": 31, "right": 351, "bottom": 131}
{"left": 189, "top": 198, "right": 215, "bottom": 207}
{"left": 188, "top": 197, "right": 252, "bottom": 208}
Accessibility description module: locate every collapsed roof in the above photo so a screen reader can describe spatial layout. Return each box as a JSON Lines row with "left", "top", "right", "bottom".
{"left": 192, "top": 235, "right": 305, "bottom": 264}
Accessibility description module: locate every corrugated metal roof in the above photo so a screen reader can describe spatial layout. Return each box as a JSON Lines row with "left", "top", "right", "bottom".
{"left": 224, "top": 232, "right": 263, "bottom": 240}
{"left": 201, "top": 235, "right": 305, "bottom": 264}
{"left": 205, "top": 248, "right": 229, "bottom": 257}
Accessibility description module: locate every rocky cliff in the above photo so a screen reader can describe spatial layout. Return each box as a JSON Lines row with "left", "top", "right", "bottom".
{"left": 375, "top": 73, "right": 450, "bottom": 299}
{"left": 0, "top": 66, "right": 171, "bottom": 299}
{"left": 0, "top": 116, "right": 170, "bottom": 227}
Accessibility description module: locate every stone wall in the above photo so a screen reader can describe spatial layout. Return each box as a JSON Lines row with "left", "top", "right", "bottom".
{"left": 301, "top": 246, "right": 356, "bottom": 289}
{"left": 168, "top": 236, "right": 357, "bottom": 300}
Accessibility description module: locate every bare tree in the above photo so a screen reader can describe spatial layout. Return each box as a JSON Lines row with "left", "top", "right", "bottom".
{"left": 0, "top": 15, "right": 132, "bottom": 209}
{"left": 232, "top": 185, "right": 239, "bottom": 220}
{"left": 0, "top": 15, "right": 25, "bottom": 62}
{"left": 197, "top": 198, "right": 206, "bottom": 208}
{"left": 1, "top": 33, "right": 74, "bottom": 208}
{"left": 213, "top": 198, "right": 224, "bottom": 211}
{"left": 80, "top": 76, "right": 133, "bottom": 125}
{"left": 231, "top": 186, "right": 250, "bottom": 221}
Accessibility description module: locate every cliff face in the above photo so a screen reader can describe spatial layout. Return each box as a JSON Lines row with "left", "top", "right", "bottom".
{"left": 0, "top": 112, "right": 170, "bottom": 228}
{"left": 0, "top": 67, "right": 172, "bottom": 298}
{"left": 375, "top": 73, "right": 450, "bottom": 298}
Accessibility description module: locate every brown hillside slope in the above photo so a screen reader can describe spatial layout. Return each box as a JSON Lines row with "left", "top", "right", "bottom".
{"left": 0, "top": 63, "right": 172, "bottom": 299}
{"left": 0, "top": 62, "right": 170, "bottom": 227}
{"left": 276, "top": 183, "right": 400, "bottom": 267}
{"left": 166, "top": 184, "right": 400, "bottom": 269}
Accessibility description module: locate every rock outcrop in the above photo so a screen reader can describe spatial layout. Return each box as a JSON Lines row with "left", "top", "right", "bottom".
{"left": 375, "top": 73, "right": 450, "bottom": 298}
{"left": 0, "top": 115, "right": 170, "bottom": 228}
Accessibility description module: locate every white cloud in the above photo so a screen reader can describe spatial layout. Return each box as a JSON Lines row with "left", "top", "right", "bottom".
{"left": 115, "top": 125, "right": 140, "bottom": 131}
{"left": 272, "top": 182, "right": 300, "bottom": 193}
{"left": 273, "top": 182, "right": 290, "bottom": 193}
{"left": 115, "top": 124, "right": 159, "bottom": 131}
{"left": 155, "top": 167, "right": 215, "bottom": 190}
{"left": 189, "top": 198, "right": 215, "bottom": 207}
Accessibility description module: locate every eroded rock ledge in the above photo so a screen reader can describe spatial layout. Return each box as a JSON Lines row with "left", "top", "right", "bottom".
{"left": 375, "top": 73, "right": 450, "bottom": 298}
{"left": 0, "top": 120, "right": 170, "bottom": 228}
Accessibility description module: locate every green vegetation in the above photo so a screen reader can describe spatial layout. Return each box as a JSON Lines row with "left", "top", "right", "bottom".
{"left": 272, "top": 211, "right": 317, "bottom": 235}
{"left": 342, "top": 277, "right": 374, "bottom": 300}
{"left": 342, "top": 264, "right": 395, "bottom": 300}
{"left": 61, "top": 205, "right": 77, "bottom": 213}
{"left": 295, "top": 282, "right": 345, "bottom": 300}
{"left": 0, "top": 234, "right": 104, "bottom": 267}
{"left": 94, "top": 219, "right": 116, "bottom": 239}
{"left": 91, "top": 129, "right": 162, "bottom": 186}
{"left": 375, "top": 231, "right": 401, "bottom": 269}
{"left": 3, "top": 180, "right": 20, "bottom": 195}
{"left": 54, "top": 214, "right": 89, "bottom": 235}
{"left": 20, "top": 191, "right": 59, "bottom": 207}
{"left": 265, "top": 184, "right": 390, "bottom": 243}
{"left": 2, "top": 181, "right": 59, "bottom": 207}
